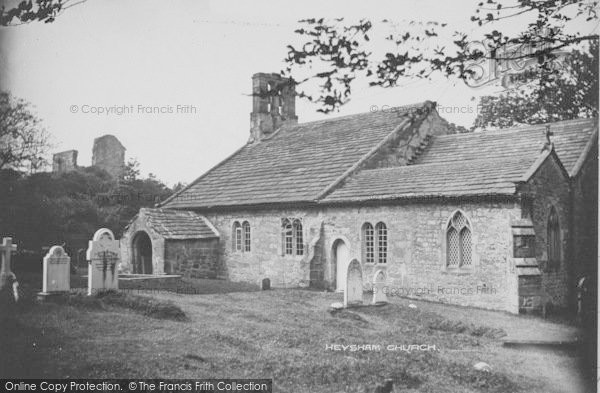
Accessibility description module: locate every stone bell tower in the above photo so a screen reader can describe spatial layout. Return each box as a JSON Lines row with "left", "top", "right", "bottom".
{"left": 249, "top": 72, "right": 298, "bottom": 143}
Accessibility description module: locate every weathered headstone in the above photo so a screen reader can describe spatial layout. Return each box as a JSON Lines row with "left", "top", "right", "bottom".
{"left": 0, "top": 237, "right": 17, "bottom": 271}
{"left": 86, "top": 228, "right": 120, "bottom": 295}
{"left": 38, "top": 246, "right": 71, "bottom": 300}
{"left": 372, "top": 269, "right": 388, "bottom": 305}
{"left": 344, "top": 259, "right": 363, "bottom": 307}
{"left": 261, "top": 277, "right": 271, "bottom": 290}
{"left": 0, "top": 237, "right": 19, "bottom": 301}
{"left": 0, "top": 237, "right": 18, "bottom": 291}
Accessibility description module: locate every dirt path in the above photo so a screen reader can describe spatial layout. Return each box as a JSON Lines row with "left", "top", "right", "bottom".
{"left": 380, "top": 295, "right": 591, "bottom": 393}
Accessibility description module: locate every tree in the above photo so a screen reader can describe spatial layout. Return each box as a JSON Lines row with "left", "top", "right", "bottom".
{"left": 0, "top": 165, "right": 177, "bottom": 254}
{"left": 172, "top": 181, "right": 187, "bottom": 194}
{"left": 0, "top": 0, "right": 87, "bottom": 26}
{"left": 0, "top": 91, "right": 52, "bottom": 172}
{"left": 283, "top": 1, "right": 599, "bottom": 114}
{"left": 474, "top": 41, "right": 599, "bottom": 129}
{"left": 123, "top": 158, "right": 141, "bottom": 183}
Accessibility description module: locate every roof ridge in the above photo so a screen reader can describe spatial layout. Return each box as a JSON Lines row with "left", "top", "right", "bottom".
{"left": 434, "top": 117, "right": 596, "bottom": 140}
{"left": 314, "top": 117, "right": 413, "bottom": 200}
{"left": 358, "top": 155, "right": 535, "bottom": 173}
{"left": 162, "top": 101, "right": 434, "bottom": 209}
{"left": 285, "top": 101, "right": 429, "bottom": 129}
{"left": 315, "top": 102, "right": 436, "bottom": 200}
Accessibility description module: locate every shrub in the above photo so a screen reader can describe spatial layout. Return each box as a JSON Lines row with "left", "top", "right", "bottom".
{"left": 67, "top": 290, "right": 188, "bottom": 321}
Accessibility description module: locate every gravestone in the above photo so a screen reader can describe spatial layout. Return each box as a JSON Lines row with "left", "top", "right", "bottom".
{"left": 344, "top": 259, "right": 363, "bottom": 308}
{"left": 0, "top": 237, "right": 18, "bottom": 295}
{"left": 0, "top": 237, "right": 17, "bottom": 274}
{"left": 372, "top": 269, "right": 388, "bottom": 305}
{"left": 86, "top": 228, "right": 120, "bottom": 295}
{"left": 37, "top": 246, "right": 71, "bottom": 300}
{"left": 261, "top": 277, "right": 271, "bottom": 290}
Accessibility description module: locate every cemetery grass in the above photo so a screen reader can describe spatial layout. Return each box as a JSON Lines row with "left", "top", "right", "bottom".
{"left": 1, "top": 274, "right": 589, "bottom": 393}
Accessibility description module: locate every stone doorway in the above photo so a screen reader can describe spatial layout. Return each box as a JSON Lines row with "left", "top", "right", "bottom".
{"left": 132, "top": 231, "right": 153, "bottom": 274}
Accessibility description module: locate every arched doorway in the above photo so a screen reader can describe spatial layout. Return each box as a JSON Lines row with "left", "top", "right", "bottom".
{"left": 132, "top": 231, "right": 153, "bottom": 274}
{"left": 332, "top": 239, "right": 349, "bottom": 292}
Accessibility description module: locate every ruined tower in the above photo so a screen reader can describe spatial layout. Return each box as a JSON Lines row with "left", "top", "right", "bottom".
{"left": 92, "top": 134, "right": 125, "bottom": 178}
{"left": 52, "top": 150, "right": 78, "bottom": 173}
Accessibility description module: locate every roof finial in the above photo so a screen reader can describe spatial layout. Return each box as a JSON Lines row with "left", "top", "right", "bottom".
{"left": 542, "top": 124, "right": 554, "bottom": 152}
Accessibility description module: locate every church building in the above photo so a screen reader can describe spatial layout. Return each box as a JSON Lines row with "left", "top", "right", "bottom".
{"left": 120, "top": 72, "right": 598, "bottom": 314}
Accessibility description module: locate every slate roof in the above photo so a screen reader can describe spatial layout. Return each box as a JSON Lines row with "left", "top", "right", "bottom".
{"left": 322, "top": 156, "right": 538, "bottom": 202}
{"left": 161, "top": 102, "right": 429, "bottom": 209}
{"left": 413, "top": 118, "right": 596, "bottom": 172}
{"left": 161, "top": 107, "right": 596, "bottom": 209}
{"left": 140, "top": 208, "right": 219, "bottom": 239}
{"left": 324, "top": 118, "right": 597, "bottom": 203}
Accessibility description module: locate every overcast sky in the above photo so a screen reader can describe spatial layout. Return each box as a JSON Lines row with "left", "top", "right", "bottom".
{"left": 0, "top": 0, "right": 596, "bottom": 185}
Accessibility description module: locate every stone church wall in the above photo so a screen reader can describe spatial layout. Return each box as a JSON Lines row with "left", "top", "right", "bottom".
{"left": 204, "top": 208, "right": 324, "bottom": 287}
{"left": 164, "top": 238, "right": 220, "bottom": 278}
{"left": 519, "top": 154, "right": 572, "bottom": 308}
{"left": 571, "top": 142, "right": 597, "bottom": 304}
{"left": 319, "top": 201, "right": 521, "bottom": 312}
{"left": 204, "top": 200, "right": 523, "bottom": 312}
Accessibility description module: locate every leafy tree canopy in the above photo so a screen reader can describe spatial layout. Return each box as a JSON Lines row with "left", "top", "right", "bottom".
{"left": 0, "top": 165, "right": 175, "bottom": 253}
{"left": 0, "top": 0, "right": 86, "bottom": 26}
{"left": 0, "top": 91, "right": 51, "bottom": 172}
{"left": 283, "top": 0, "right": 599, "bottom": 116}
{"left": 474, "top": 40, "right": 598, "bottom": 129}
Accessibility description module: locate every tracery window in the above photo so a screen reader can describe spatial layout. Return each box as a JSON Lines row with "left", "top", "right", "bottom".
{"left": 446, "top": 211, "right": 472, "bottom": 268}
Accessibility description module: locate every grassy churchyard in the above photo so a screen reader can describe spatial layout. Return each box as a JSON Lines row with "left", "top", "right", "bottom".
{"left": 0, "top": 270, "right": 591, "bottom": 393}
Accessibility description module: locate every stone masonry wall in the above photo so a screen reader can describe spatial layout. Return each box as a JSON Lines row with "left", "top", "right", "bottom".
{"left": 120, "top": 214, "right": 166, "bottom": 275}
{"left": 519, "top": 154, "right": 572, "bottom": 308}
{"left": 204, "top": 200, "right": 522, "bottom": 312}
{"left": 120, "top": 212, "right": 219, "bottom": 278}
{"left": 571, "top": 143, "right": 598, "bottom": 294}
{"left": 320, "top": 201, "right": 521, "bottom": 312}
{"left": 165, "top": 238, "right": 220, "bottom": 278}
{"left": 204, "top": 209, "right": 324, "bottom": 287}
{"left": 52, "top": 150, "right": 78, "bottom": 173}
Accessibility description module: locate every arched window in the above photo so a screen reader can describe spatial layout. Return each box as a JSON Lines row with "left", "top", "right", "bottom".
{"left": 375, "top": 222, "right": 388, "bottom": 264}
{"left": 446, "top": 211, "right": 472, "bottom": 268}
{"left": 362, "top": 223, "right": 375, "bottom": 264}
{"left": 232, "top": 221, "right": 242, "bottom": 252}
{"left": 282, "top": 218, "right": 303, "bottom": 256}
{"left": 293, "top": 219, "right": 304, "bottom": 255}
{"left": 547, "top": 207, "right": 561, "bottom": 269}
{"left": 282, "top": 219, "right": 293, "bottom": 255}
{"left": 242, "top": 221, "right": 251, "bottom": 252}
